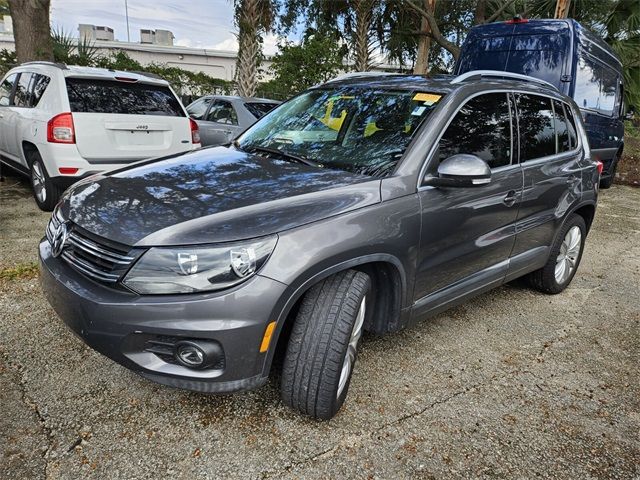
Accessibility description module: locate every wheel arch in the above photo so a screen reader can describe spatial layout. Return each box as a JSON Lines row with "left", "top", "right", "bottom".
{"left": 571, "top": 202, "right": 596, "bottom": 233}
{"left": 264, "top": 254, "right": 408, "bottom": 374}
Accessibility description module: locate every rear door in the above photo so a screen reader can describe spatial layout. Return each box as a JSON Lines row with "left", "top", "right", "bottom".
{"left": 510, "top": 94, "right": 583, "bottom": 263}
{"left": 66, "top": 77, "right": 192, "bottom": 163}
{"left": 197, "top": 99, "right": 243, "bottom": 146}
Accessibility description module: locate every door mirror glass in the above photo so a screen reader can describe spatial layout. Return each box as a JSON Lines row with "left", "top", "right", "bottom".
{"left": 423, "top": 154, "right": 491, "bottom": 187}
{"left": 0, "top": 96, "right": 9, "bottom": 106}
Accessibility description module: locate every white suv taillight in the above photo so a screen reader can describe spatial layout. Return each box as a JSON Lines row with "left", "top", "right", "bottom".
{"left": 190, "top": 118, "right": 201, "bottom": 144}
{"left": 47, "top": 113, "right": 75, "bottom": 144}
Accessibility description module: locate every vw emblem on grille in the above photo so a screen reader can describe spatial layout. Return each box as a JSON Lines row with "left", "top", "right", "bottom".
{"left": 51, "top": 222, "right": 69, "bottom": 258}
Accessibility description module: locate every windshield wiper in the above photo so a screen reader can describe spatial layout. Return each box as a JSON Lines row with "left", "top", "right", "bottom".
{"left": 244, "top": 144, "right": 322, "bottom": 168}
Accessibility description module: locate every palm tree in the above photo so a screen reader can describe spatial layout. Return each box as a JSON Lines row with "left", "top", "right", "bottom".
{"left": 234, "top": 0, "right": 274, "bottom": 97}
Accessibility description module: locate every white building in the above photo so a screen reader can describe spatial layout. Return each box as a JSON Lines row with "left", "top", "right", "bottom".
{"left": 79, "top": 24, "right": 115, "bottom": 42}
{"left": 0, "top": 22, "right": 400, "bottom": 84}
{"left": 0, "top": 15, "right": 13, "bottom": 34}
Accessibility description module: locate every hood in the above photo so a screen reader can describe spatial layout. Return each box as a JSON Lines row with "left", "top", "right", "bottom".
{"left": 61, "top": 146, "right": 380, "bottom": 246}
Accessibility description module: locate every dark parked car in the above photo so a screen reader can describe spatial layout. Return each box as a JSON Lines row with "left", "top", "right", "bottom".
{"left": 186, "top": 95, "right": 279, "bottom": 146}
{"left": 40, "top": 72, "right": 600, "bottom": 419}
{"left": 456, "top": 18, "right": 624, "bottom": 188}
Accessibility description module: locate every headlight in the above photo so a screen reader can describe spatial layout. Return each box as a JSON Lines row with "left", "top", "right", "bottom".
{"left": 122, "top": 236, "right": 277, "bottom": 294}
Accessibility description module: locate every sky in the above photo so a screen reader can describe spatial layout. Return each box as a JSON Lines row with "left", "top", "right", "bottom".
{"left": 49, "top": 0, "right": 283, "bottom": 54}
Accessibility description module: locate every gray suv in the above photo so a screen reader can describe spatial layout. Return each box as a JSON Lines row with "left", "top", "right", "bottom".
{"left": 40, "top": 71, "right": 600, "bottom": 420}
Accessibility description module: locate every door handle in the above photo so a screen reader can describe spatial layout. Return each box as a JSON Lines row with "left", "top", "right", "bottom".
{"left": 503, "top": 190, "right": 518, "bottom": 207}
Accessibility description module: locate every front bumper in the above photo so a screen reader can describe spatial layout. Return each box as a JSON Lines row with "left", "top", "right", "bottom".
{"left": 39, "top": 239, "right": 288, "bottom": 393}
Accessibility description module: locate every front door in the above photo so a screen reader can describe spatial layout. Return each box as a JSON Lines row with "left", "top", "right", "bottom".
{"left": 414, "top": 92, "right": 524, "bottom": 309}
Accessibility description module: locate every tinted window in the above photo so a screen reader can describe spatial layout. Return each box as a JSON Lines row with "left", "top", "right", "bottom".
{"left": 564, "top": 103, "right": 578, "bottom": 149}
{"left": 0, "top": 73, "right": 17, "bottom": 106}
{"left": 517, "top": 94, "right": 555, "bottom": 161}
{"left": 206, "top": 100, "right": 238, "bottom": 125}
{"left": 438, "top": 93, "right": 512, "bottom": 169}
{"left": 186, "top": 97, "right": 212, "bottom": 120}
{"left": 552, "top": 100, "right": 570, "bottom": 152}
{"left": 66, "top": 78, "right": 185, "bottom": 116}
{"left": 31, "top": 74, "right": 51, "bottom": 107}
{"left": 14, "top": 72, "right": 33, "bottom": 107}
{"left": 245, "top": 102, "right": 277, "bottom": 118}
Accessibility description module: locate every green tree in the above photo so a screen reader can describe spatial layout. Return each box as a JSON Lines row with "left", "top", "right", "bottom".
{"left": 268, "top": 33, "right": 346, "bottom": 96}
{"left": 234, "top": 0, "right": 275, "bottom": 97}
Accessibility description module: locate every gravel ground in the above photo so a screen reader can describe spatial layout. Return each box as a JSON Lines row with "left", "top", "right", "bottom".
{"left": 0, "top": 170, "right": 639, "bottom": 479}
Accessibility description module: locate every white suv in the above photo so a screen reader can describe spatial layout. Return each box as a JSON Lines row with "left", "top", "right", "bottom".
{"left": 0, "top": 62, "right": 200, "bottom": 210}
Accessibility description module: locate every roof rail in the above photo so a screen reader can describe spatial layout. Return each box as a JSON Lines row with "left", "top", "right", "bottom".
{"left": 20, "top": 61, "right": 68, "bottom": 70}
{"left": 452, "top": 70, "right": 558, "bottom": 91}
{"left": 326, "top": 71, "right": 401, "bottom": 83}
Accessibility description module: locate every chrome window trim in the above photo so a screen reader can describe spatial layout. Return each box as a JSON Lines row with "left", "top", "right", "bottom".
{"left": 416, "top": 88, "right": 583, "bottom": 191}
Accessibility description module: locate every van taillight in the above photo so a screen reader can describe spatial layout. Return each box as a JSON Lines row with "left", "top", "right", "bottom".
{"left": 596, "top": 160, "right": 604, "bottom": 175}
{"left": 47, "top": 113, "right": 75, "bottom": 144}
{"left": 190, "top": 118, "right": 201, "bottom": 144}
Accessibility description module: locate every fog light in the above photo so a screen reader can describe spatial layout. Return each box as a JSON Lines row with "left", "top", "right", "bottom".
{"left": 175, "top": 341, "right": 205, "bottom": 368}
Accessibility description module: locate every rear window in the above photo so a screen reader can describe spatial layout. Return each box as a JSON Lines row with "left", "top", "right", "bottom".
{"left": 245, "top": 102, "right": 277, "bottom": 118}
{"left": 66, "top": 78, "right": 185, "bottom": 116}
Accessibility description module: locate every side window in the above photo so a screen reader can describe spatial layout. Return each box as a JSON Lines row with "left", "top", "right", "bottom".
{"left": 516, "top": 94, "right": 556, "bottom": 161}
{"left": 438, "top": 92, "right": 512, "bottom": 169}
{"left": 14, "top": 72, "right": 33, "bottom": 107}
{"left": 186, "top": 97, "right": 212, "bottom": 120}
{"left": 574, "top": 55, "right": 600, "bottom": 112}
{"left": 563, "top": 103, "right": 578, "bottom": 150}
{"left": 0, "top": 73, "right": 17, "bottom": 106}
{"left": 574, "top": 53, "right": 618, "bottom": 116}
{"left": 206, "top": 100, "right": 238, "bottom": 125}
{"left": 31, "top": 74, "right": 51, "bottom": 107}
{"left": 552, "top": 100, "right": 570, "bottom": 153}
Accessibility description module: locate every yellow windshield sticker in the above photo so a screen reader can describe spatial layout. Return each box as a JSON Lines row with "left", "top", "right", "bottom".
{"left": 413, "top": 93, "right": 442, "bottom": 103}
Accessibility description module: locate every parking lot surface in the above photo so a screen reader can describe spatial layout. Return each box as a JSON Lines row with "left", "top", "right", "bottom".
{"left": 1, "top": 171, "right": 638, "bottom": 479}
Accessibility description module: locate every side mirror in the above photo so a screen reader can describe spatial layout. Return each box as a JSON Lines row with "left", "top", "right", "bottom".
{"left": 423, "top": 154, "right": 491, "bottom": 187}
{"left": 0, "top": 96, "right": 9, "bottom": 107}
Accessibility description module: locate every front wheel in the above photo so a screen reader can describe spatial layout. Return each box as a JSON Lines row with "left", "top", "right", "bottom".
{"left": 526, "top": 214, "right": 586, "bottom": 294}
{"left": 280, "top": 269, "right": 371, "bottom": 420}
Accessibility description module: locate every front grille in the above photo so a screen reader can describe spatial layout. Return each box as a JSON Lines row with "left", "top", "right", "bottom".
{"left": 47, "top": 213, "right": 140, "bottom": 284}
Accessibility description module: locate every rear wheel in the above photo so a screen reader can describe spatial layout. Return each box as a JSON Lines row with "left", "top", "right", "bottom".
{"left": 526, "top": 214, "right": 586, "bottom": 294}
{"left": 280, "top": 269, "right": 371, "bottom": 420}
{"left": 599, "top": 155, "right": 619, "bottom": 189}
{"left": 29, "top": 152, "right": 62, "bottom": 211}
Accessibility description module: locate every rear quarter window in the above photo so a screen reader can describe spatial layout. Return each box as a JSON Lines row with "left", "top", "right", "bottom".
{"left": 66, "top": 78, "right": 185, "bottom": 116}
{"left": 31, "top": 74, "right": 51, "bottom": 107}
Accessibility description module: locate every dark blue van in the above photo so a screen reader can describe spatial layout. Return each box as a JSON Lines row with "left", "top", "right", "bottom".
{"left": 456, "top": 18, "right": 624, "bottom": 188}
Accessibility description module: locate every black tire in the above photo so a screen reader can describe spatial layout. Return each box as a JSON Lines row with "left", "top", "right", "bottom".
{"left": 28, "top": 151, "right": 62, "bottom": 211}
{"left": 280, "top": 269, "right": 371, "bottom": 420}
{"left": 599, "top": 155, "right": 619, "bottom": 189}
{"left": 526, "top": 214, "right": 586, "bottom": 294}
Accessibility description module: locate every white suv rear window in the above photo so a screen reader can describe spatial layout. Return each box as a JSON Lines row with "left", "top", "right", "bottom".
{"left": 66, "top": 78, "right": 185, "bottom": 117}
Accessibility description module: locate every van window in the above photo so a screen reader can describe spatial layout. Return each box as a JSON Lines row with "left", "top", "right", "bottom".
{"left": 66, "top": 78, "right": 185, "bottom": 116}
{"left": 14, "top": 72, "right": 33, "bottom": 107}
{"left": 574, "top": 54, "right": 618, "bottom": 116}
{"left": 516, "top": 94, "right": 556, "bottom": 160}
{"left": 0, "top": 73, "right": 17, "bottom": 106}
{"left": 31, "top": 74, "right": 51, "bottom": 107}
{"left": 552, "top": 100, "right": 570, "bottom": 152}
{"left": 438, "top": 93, "right": 512, "bottom": 169}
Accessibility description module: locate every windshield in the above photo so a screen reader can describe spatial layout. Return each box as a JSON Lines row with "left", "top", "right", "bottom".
{"left": 236, "top": 87, "right": 443, "bottom": 177}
